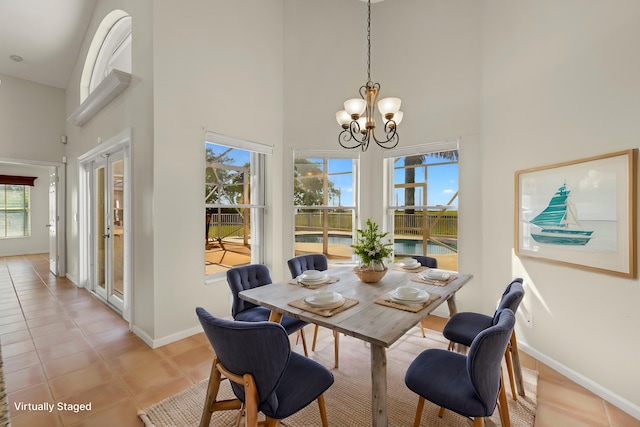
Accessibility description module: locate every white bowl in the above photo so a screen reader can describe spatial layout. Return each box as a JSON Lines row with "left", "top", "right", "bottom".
{"left": 303, "top": 269, "right": 324, "bottom": 279}
{"left": 313, "top": 290, "right": 337, "bottom": 303}
{"left": 395, "top": 286, "right": 420, "bottom": 299}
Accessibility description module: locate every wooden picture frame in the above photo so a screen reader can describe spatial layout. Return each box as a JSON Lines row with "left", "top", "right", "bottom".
{"left": 515, "top": 149, "right": 637, "bottom": 278}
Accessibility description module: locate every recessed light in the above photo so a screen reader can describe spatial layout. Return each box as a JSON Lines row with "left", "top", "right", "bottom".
{"left": 10, "top": 55, "right": 23, "bottom": 62}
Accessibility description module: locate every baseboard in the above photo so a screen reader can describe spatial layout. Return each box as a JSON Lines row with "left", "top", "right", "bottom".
{"left": 65, "top": 273, "right": 78, "bottom": 286}
{"left": 131, "top": 325, "right": 155, "bottom": 348}
{"left": 132, "top": 324, "right": 205, "bottom": 349}
{"left": 519, "top": 342, "right": 640, "bottom": 420}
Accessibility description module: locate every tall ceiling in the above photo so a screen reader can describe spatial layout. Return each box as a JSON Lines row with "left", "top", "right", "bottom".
{"left": 0, "top": 0, "right": 97, "bottom": 89}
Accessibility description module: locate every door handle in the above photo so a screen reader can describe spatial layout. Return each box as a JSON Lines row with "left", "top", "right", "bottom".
{"left": 46, "top": 224, "right": 52, "bottom": 228}
{"left": 103, "top": 234, "right": 110, "bottom": 238}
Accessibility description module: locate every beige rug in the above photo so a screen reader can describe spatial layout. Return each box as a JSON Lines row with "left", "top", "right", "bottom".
{"left": 1, "top": 343, "right": 9, "bottom": 427}
{"left": 139, "top": 327, "right": 537, "bottom": 427}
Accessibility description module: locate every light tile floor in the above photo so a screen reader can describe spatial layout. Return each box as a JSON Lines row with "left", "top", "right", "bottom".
{"left": 1, "top": 254, "right": 638, "bottom": 426}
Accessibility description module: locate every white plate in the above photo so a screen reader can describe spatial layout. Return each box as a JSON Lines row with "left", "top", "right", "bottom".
{"left": 298, "top": 274, "right": 329, "bottom": 285}
{"left": 302, "top": 270, "right": 324, "bottom": 279}
{"left": 423, "top": 269, "right": 457, "bottom": 281}
{"left": 399, "top": 262, "right": 421, "bottom": 270}
{"left": 305, "top": 292, "right": 345, "bottom": 308}
{"left": 389, "top": 289, "right": 429, "bottom": 302}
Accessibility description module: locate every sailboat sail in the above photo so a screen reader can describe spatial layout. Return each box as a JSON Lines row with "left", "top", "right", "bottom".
{"left": 529, "top": 184, "right": 593, "bottom": 245}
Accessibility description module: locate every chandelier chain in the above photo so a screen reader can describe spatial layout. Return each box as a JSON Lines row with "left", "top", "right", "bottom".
{"left": 366, "top": 0, "right": 371, "bottom": 83}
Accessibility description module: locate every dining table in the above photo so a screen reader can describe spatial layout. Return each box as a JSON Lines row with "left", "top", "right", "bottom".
{"left": 239, "top": 264, "right": 473, "bottom": 427}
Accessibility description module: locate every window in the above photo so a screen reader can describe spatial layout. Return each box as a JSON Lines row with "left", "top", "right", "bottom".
{"left": 386, "top": 142, "right": 458, "bottom": 270}
{"left": 293, "top": 151, "right": 359, "bottom": 262}
{"left": 89, "top": 15, "right": 132, "bottom": 94}
{"left": 80, "top": 10, "right": 132, "bottom": 103}
{"left": 0, "top": 185, "right": 31, "bottom": 238}
{"left": 205, "top": 132, "right": 270, "bottom": 277}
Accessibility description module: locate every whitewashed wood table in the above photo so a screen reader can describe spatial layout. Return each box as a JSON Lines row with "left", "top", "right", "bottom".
{"left": 239, "top": 266, "right": 473, "bottom": 427}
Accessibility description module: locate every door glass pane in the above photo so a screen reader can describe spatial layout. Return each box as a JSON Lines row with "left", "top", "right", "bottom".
{"left": 96, "top": 166, "right": 106, "bottom": 290}
{"left": 111, "top": 159, "right": 124, "bottom": 301}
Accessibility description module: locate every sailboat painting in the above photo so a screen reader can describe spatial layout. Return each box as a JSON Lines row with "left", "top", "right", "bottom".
{"left": 529, "top": 184, "right": 594, "bottom": 246}
{"left": 515, "top": 149, "right": 636, "bottom": 278}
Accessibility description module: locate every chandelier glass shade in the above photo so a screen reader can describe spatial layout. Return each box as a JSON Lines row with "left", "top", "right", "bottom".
{"left": 336, "top": 0, "right": 402, "bottom": 151}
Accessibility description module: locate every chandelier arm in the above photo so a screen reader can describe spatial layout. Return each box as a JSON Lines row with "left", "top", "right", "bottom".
{"left": 370, "top": 125, "right": 400, "bottom": 148}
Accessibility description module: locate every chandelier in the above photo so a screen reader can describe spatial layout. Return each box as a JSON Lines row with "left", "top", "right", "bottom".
{"left": 335, "top": 0, "right": 403, "bottom": 151}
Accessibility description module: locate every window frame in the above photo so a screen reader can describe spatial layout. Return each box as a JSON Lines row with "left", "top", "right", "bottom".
{"left": 293, "top": 149, "right": 360, "bottom": 262}
{"left": 0, "top": 184, "right": 31, "bottom": 238}
{"left": 384, "top": 139, "right": 459, "bottom": 261}
{"left": 204, "top": 132, "right": 272, "bottom": 281}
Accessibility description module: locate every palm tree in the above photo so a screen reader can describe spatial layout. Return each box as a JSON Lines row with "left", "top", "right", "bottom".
{"left": 403, "top": 150, "right": 458, "bottom": 215}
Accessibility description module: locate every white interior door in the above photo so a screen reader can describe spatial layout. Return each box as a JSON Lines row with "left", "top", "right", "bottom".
{"left": 92, "top": 153, "right": 125, "bottom": 313}
{"left": 48, "top": 168, "right": 58, "bottom": 275}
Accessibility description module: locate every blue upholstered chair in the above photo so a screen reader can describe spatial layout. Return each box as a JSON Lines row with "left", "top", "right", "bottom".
{"left": 287, "top": 254, "right": 340, "bottom": 368}
{"left": 442, "top": 278, "right": 525, "bottom": 399}
{"left": 411, "top": 256, "right": 438, "bottom": 337}
{"left": 196, "top": 307, "right": 334, "bottom": 427}
{"left": 412, "top": 255, "right": 438, "bottom": 268}
{"left": 405, "top": 309, "right": 516, "bottom": 427}
{"left": 227, "top": 264, "right": 309, "bottom": 356}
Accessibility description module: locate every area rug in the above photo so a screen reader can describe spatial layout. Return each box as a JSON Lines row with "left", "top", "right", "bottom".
{"left": 1, "top": 343, "right": 10, "bottom": 427}
{"left": 139, "top": 327, "right": 537, "bottom": 427}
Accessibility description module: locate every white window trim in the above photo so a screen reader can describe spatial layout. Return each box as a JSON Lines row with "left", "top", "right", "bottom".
{"left": 205, "top": 132, "right": 270, "bottom": 282}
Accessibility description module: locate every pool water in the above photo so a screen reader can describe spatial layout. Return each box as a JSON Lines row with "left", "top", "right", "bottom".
{"left": 295, "top": 233, "right": 456, "bottom": 255}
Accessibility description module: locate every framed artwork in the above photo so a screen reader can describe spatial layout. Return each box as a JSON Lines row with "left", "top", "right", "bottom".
{"left": 515, "top": 149, "right": 637, "bottom": 278}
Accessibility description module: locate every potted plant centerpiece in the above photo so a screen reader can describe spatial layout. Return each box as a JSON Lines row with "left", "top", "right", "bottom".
{"left": 352, "top": 219, "right": 393, "bottom": 282}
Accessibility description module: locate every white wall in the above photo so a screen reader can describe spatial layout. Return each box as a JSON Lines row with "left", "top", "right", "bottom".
{"left": 0, "top": 74, "right": 65, "bottom": 260}
{"left": 482, "top": 0, "right": 640, "bottom": 414}
{"left": 283, "top": 0, "right": 484, "bottom": 314}
{"left": 0, "top": 73, "right": 66, "bottom": 162}
{"left": 0, "top": 164, "right": 51, "bottom": 256}
{"left": 64, "top": 0, "right": 156, "bottom": 338}
{"left": 151, "top": 0, "right": 285, "bottom": 341}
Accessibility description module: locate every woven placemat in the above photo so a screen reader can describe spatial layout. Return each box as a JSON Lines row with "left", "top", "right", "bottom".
{"left": 288, "top": 297, "right": 358, "bottom": 317}
{"left": 374, "top": 292, "right": 441, "bottom": 313}
{"left": 410, "top": 273, "right": 457, "bottom": 286}
{"left": 287, "top": 276, "right": 340, "bottom": 289}
{"left": 391, "top": 265, "right": 427, "bottom": 273}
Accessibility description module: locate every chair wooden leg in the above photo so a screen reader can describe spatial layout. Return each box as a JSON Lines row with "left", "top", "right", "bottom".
{"left": 243, "top": 373, "right": 260, "bottom": 427}
{"left": 299, "top": 328, "right": 309, "bottom": 357}
{"left": 438, "top": 406, "right": 446, "bottom": 418}
{"left": 472, "top": 417, "right": 485, "bottom": 427}
{"left": 264, "top": 418, "right": 279, "bottom": 427}
{"left": 504, "top": 344, "right": 517, "bottom": 400}
{"left": 447, "top": 341, "right": 455, "bottom": 351}
{"left": 312, "top": 324, "right": 320, "bottom": 351}
{"left": 497, "top": 372, "right": 511, "bottom": 427}
{"left": 333, "top": 330, "right": 340, "bottom": 368}
{"left": 200, "top": 359, "right": 243, "bottom": 427}
{"left": 317, "top": 394, "right": 329, "bottom": 427}
{"left": 510, "top": 330, "right": 526, "bottom": 397}
{"left": 413, "top": 396, "right": 425, "bottom": 427}
{"left": 419, "top": 317, "right": 426, "bottom": 338}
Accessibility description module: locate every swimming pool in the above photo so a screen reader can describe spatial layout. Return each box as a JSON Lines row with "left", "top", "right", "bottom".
{"left": 295, "top": 233, "right": 456, "bottom": 255}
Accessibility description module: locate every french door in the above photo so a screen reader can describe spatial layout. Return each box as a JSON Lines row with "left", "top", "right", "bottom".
{"left": 93, "top": 153, "right": 125, "bottom": 313}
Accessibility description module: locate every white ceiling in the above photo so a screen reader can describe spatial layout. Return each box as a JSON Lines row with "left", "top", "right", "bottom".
{"left": 0, "top": 0, "right": 97, "bottom": 89}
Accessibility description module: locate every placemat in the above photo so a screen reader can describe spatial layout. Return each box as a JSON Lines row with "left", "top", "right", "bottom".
{"left": 287, "top": 276, "right": 340, "bottom": 289}
{"left": 391, "top": 265, "right": 427, "bottom": 273}
{"left": 374, "top": 292, "right": 441, "bottom": 313}
{"left": 410, "top": 273, "right": 457, "bottom": 286}
{"left": 288, "top": 297, "right": 358, "bottom": 317}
